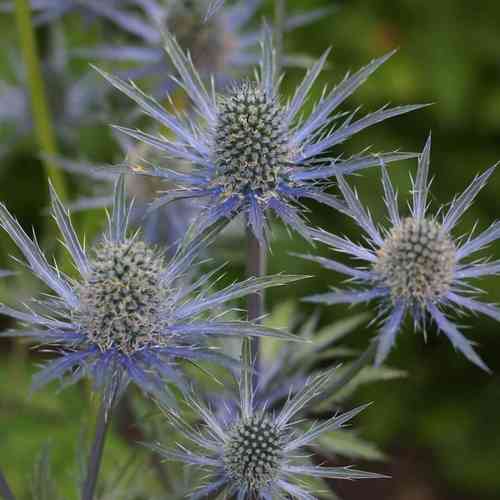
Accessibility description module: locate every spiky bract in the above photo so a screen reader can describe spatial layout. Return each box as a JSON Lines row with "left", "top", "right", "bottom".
{"left": 304, "top": 134, "right": 500, "bottom": 371}
{"left": 52, "top": 134, "right": 198, "bottom": 249}
{"left": 150, "top": 344, "right": 385, "bottom": 499}
{"left": 77, "top": 0, "right": 328, "bottom": 94}
{"left": 97, "top": 29, "right": 424, "bottom": 246}
{"left": 0, "top": 176, "right": 303, "bottom": 408}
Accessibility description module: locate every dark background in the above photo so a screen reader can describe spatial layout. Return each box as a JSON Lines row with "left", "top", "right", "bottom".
{"left": 1, "top": 1, "right": 500, "bottom": 498}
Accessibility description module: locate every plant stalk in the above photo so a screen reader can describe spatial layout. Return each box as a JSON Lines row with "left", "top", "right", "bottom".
{"left": 14, "top": 0, "right": 67, "bottom": 198}
{"left": 246, "top": 228, "right": 267, "bottom": 384}
{"left": 82, "top": 400, "right": 114, "bottom": 500}
{"left": 0, "top": 468, "right": 15, "bottom": 500}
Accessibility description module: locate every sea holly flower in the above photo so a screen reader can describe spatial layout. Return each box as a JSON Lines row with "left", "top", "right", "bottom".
{"left": 77, "top": 0, "right": 329, "bottom": 93}
{"left": 0, "top": 176, "right": 303, "bottom": 408}
{"left": 205, "top": 307, "right": 401, "bottom": 464}
{"left": 149, "top": 342, "right": 385, "bottom": 499}
{"left": 97, "top": 29, "right": 425, "bottom": 246}
{"left": 303, "top": 134, "right": 500, "bottom": 371}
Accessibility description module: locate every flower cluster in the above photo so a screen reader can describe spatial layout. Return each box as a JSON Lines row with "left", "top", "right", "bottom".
{"left": 1, "top": 2, "right": 499, "bottom": 499}
{"left": 76, "top": 0, "right": 327, "bottom": 94}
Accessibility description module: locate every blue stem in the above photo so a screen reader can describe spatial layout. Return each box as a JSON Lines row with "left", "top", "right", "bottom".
{"left": 246, "top": 228, "right": 266, "bottom": 388}
{"left": 82, "top": 400, "right": 113, "bottom": 500}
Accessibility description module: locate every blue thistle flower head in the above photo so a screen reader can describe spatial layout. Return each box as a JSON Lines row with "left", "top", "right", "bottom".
{"left": 304, "top": 134, "right": 500, "bottom": 371}
{"left": 150, "top": 342, "right": 386, "bottom": 499}
{"left": 0, "top": 176, "right": 303, "bottom": 408}
{"left": 77, "top": 0, "right": 329, "bottom": 94}
{"left": 97, "top": 29, "right": 425, "bottom": 246}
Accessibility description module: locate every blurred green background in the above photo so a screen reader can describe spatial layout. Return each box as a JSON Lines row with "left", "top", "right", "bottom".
{"left": 1, "top": 1, "right": 500, "bottom": 499}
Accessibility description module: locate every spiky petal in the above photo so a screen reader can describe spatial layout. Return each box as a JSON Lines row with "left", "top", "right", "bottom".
{"left": 303, "top": 134, "right": 499, "bottom": 371}
{"left": 0, "top": 176, "right": 305, "bottom": 408}
{"left": 99, "top": 30, "right": 424, "bottom": 247}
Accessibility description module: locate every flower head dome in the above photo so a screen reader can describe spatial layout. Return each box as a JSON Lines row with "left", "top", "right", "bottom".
{"left": 97, "top": 30, "right": 425, "bottom": 246}
{"left": 0, "top": 176, "right": 302, "bottom": 408}
{"left": 303, "top": 134, "right": 500, "bottom": 371}
{"left": 149, "top": 343, "right": 385, "bottom": 498}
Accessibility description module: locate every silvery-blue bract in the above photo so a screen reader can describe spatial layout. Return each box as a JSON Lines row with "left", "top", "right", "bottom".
{"left": 97, "top": 29, "right": 425, "bottom": 246}
{"left": 76, "top": 0, "right": 329, "bottom": 94}
{"left": 149, "top": 342, "right": 385, "bottom": 499}
{"left": 304, "top": 134, "right": 500, "bottom": 371}
{"left": 0, "top": 176, "right": 303, "bottom": 408}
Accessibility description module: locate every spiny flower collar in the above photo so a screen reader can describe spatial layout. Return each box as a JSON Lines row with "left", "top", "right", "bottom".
{"left": 149, "top": 342, "right": 386, "bottom": 498}
{"left": 303, "top": 134, "right": 500, "bottom": 371}
{"left": 0, "top": 176, "right": 304, "bottom": 409}
{"left": 77, "top": 0, "right": 329, "bottom": 94}
{"left": 96, "top": 28, "right": 426, "bottom": 246}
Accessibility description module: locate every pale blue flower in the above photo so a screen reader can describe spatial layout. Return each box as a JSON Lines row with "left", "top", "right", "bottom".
{"left": 76, "top": 0, "right": 329, "bottom": 93}
{"left": 0, "top": 176, "right": 303, "bottom": 407}
{"left": 149, "top": 343, "right": 386, "bottom": 499}
{"left": 97, "top": 30, "right": 425, "bottom": 246}
{"left": 304, "top": 134, "right": 500, "bottom": 371}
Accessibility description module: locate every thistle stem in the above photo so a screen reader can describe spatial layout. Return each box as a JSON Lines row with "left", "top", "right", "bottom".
{"left": 82, "top": 400, "right": 113, "bottom": 500}
{"left": 0, "top": 468, "right": 15, "bottom": 500}
{"left": 246, "top": 228, "right": 267, "bottom": 383}
{"left": 14, "top": 0, "right": 67, "bottom": 198}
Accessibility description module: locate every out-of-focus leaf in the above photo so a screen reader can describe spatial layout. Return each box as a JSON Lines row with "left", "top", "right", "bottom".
{"left": 317, "top": 430, "right": 386, "bottom": 461}
{"left": 320, "top": 366, "right": 407, "bottom": 406}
